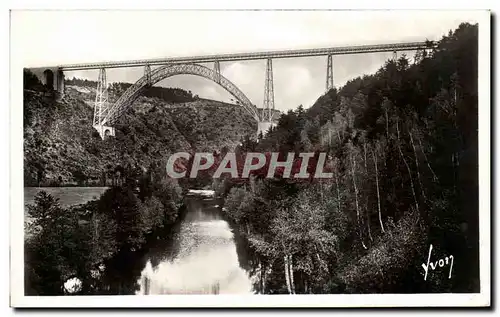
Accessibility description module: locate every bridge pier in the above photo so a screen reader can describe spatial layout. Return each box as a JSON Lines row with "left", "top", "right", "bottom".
{"left": 27, "top": 67, "right": 65, "bottom": 97}
{"left": 93, "top": 124, "right": 115, "bottom": 139}
{"left": 213, "top": 61, "right": 221, "bottom": 84}
{"left": 263, "top": 59, "right": 275, "bottom": 122}
{"left": 326, "top": 55, "right": 334, "bottom": 92}
{"left": 92, "top": 68, "right": 115, "bottom": 140}
{"left": 257, "top": 121, "right": 275, "bottom": 137}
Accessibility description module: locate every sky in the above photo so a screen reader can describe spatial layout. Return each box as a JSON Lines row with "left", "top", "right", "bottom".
{"left": 12, "top": 10, "right": 479, "bottom": 112}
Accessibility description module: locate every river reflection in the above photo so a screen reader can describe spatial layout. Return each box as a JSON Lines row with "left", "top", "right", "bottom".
{"left": 136, "top": 192, "right": 254, "bottom": 294}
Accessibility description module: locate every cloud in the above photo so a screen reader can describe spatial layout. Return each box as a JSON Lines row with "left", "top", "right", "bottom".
{"left": 274, "top": 65, "right": 315, "bottom": 110}
{"left": 221, "top": 61, "right": 265, "bottom": 107}
{"left": 19, "top": 10, "right": 480, "bottom": 113}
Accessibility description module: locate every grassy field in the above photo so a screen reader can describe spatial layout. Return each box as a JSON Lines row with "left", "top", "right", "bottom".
{"left": 24, "top": 187, "right": 108, "bottom": 221}
{"left": 24, "top": 187, "right": 108, "bottom": 207}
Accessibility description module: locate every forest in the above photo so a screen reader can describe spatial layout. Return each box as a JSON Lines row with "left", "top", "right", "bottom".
{"left": 24, "top": 23, "right": 478, "bottom": 295}
{"left": 25, "top": 167, "right": 184, "bottom": 295}
{"left": 66, "top": 77, "right": 198, "bottom": 103}
{"left": 216, "top": 22, "right": 478, "bottom": 293}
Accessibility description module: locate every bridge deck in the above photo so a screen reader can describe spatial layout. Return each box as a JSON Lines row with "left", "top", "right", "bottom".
{"left": 58, "top": 41, "right": 435, "bottom": 71}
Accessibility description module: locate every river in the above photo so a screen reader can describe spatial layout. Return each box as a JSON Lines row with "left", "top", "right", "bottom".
{"left": 136, "top": 190, "right": 255, "bottom": 294}
{"left": 24, "top": 187, "right": 255, "bottom": 295}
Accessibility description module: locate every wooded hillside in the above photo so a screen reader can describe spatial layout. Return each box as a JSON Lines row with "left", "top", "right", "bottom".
{"left": 221, "top": 22, "right": 479, "bottom": 294}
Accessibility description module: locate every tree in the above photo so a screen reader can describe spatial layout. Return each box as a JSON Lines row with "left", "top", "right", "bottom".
{"left": 139, "top": 196, "right": 165, "bottom": 233}
{"left": 98, "top": 187, "right": 145, "bottom": 251}
{"left": 268, "top": 187, "right": 339, "bottom": 294}
{"left": 152, "top": 177, "right": 183, "bottom": 226}
{"left": 247, "top": 23, "right": 479, "bottom": 293}
{"left": 24, "top": 69, "right": 44, "bottom": 91}
{"left": 25, "top": 192, "right": 90, "bottom": 295}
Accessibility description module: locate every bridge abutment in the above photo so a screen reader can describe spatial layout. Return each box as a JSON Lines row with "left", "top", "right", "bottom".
{"left": 27, "top": 67, "right": 65, "bottom": 97}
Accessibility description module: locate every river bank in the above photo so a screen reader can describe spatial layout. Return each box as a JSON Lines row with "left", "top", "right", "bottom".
{"left": 136, "top": 191, "right": 254, "bottom": 294}
{"left": 24, "top": 186, "right": 256, "bottom": 295}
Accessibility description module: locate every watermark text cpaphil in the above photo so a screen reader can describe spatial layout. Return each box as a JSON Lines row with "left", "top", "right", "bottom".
{"left": 165, "top": 152, "right": 336, "bottom": 179}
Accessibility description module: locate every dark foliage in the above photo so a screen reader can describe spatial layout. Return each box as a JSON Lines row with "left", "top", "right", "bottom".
{"left": 25, "top": 171, "right": 183, "bottom": 295}
{"left": 24, "top": 23, "right": 479, "bottom": 295}
{"left": 223, "top": 23, "right": 479, "bottom": 294}
{"left": 24, "top": 79, "right": 255, "bottom": 186}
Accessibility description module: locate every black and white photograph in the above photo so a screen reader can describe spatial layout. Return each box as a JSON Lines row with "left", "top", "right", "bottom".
{"left": 9, "top": 9, "right": 490, "bottom": 308}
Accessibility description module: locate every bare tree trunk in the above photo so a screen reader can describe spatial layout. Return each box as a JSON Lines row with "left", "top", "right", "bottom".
{"left": 363, "top": 142, "right": 368, "bottom": 171}
{"left": 143, "top": 276, "right": 150, "bottom": 295}
{"left": 385, "top": 108, "right": 389, "bottom": 141}
{"left": 335, "top": 174, "right": 341, "bottom": 213}
{"left": 284, "top": 255, "right": 292, "bottom": 294}
{"left": 263, "top": 262, "right": 272, "bottom": 294}
{"left": 258, "top": 260, "right": 269, "bottom": 294}
{"left": 363, "top": 142, "right": 373, "bottom": 242}
{"left": 366, "top": 212, "right": 373, "bottom": 242}
{"left": 261, "top": 261, "right": 265, "bottom": 294}
{"left": 350, "top": 154, "right": 360, "bottom": 220}
{"left": 409, "top": 128, "right": 427, "bottom": 201}
{"left": 350, "top": 153, "right": 367, "bottom": 250}
{"left": 289, "top": 254, "right": 295, "bottom": 294}
{"left": 257, "top": 258, "right": 263, "bottom": 294}
{"left": 371, "top": 145, "right": 385, "bottom": 233}
{"left": 396, "top": 120, "right": 419, "bottom": 214}
{"left": 416, "top": 134, "right": 439, "bottom": 182}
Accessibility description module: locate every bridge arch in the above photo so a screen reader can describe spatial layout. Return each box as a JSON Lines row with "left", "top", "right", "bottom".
{"left": 43, "top": 69, "right": 54, "bottom": 90}
{"left": 103, "top": 63, "right": 260, "bottom": 125}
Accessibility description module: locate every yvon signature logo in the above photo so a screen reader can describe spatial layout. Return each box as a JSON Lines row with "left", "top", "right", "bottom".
{"left": 421, "top": 244, "right": 454, "bottom": 281}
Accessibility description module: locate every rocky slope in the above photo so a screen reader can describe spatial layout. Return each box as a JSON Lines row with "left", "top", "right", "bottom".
{"left": 23, "top": 84, "right": 257, "bottom": 186}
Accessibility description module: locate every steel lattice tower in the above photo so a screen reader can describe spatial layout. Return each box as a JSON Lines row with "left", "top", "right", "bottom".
{"left": 213, "top": 61, "right": 221, "bottom": 84}
{"left": 326, "top": 54, "right": 334, "bottom": 92}
{"left": 144, "top": 64, "right": 152, "bottom": 86}
{"left": 263, "top": 58, "right": 274, "bottom": 122}
{"left": 93, "top": 68, "right": 108, "bottom": 127}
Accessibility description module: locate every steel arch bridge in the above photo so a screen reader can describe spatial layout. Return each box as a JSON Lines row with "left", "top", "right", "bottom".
{"left": 101, "top": 63, "right": 260, "bottom": 127}
{"left": 33, "top": 40, "right": 436, "bottom": 139}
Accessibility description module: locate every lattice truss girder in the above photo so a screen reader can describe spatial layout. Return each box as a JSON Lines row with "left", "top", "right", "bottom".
{"left": 62, "top": 41, "right": 434, "bottom": 71}
{"left": 101, "top": 63, "right": 261, "bottom": 125}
